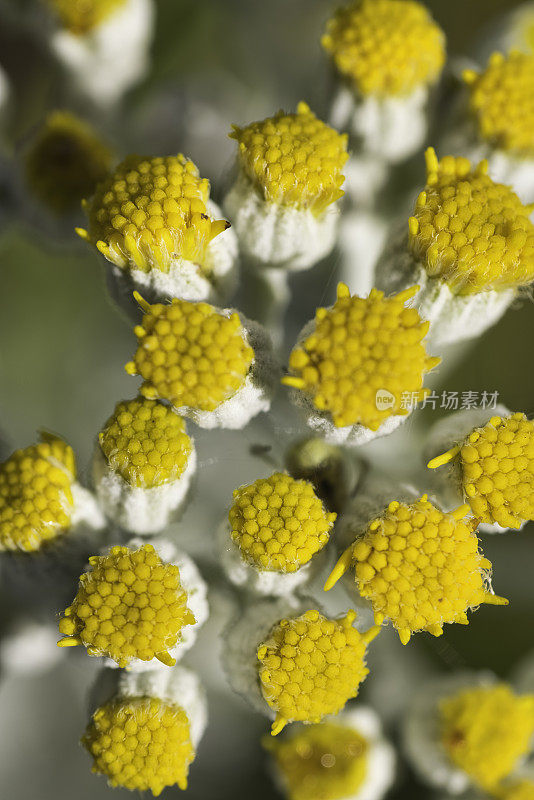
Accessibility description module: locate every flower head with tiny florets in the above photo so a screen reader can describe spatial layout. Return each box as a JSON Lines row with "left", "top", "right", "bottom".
{"left": 263, "top": 721, "right": 369, "bottom": 800}
{"left": 229, "top": 472, "right": 336, "bottom": 573}
{"left": 440, "top": 684, "right": 534, "bottom": 791}
{"left": 125, "top": 294, "right": 254, "bottom": 413}
{"left": 83, "top": 697, "right": 194, "bottom": 795}
{"left": 325, "top": 496, "right": 507, "bottom": 644}
{"left": 99, "top": 397, "right": 192, "bottom": 488}
{"left": 46, "top": 0, "right": 127, "bottom": 36}
{"left": 321, "top": 0, "right": 445, "bottom": 97}
{"left": 257, "top": 609, "right": 379, "bottom": 735}
{"left": 58, "top": 543, "right": 195, "bottom": 667}
{"left": 283, "top": 283, "right": 440, "bottom": 430}
{"left": 464, "top": 52, "right": 534, "bottom": 157}
{"left": 408, "top": 148, "right": 534, "bottom": 294}
{"left": 229, "top": 102, "right": 348, "bottom": 215}
{"left": 25, "top": 110, "right": 112, "bottom": 214}
{"left": 0, "top": 433, "right": 76, "bottom": 553}
{"left": 428, "top": 412, "right": 534, "bottom": 529}
{"left": 78, "top": 154, "right": 229, "bottom": 274}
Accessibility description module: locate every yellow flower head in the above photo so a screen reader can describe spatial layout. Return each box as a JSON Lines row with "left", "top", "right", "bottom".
{"left": 257, "top": 609, "right": 379, "bottom": 735}
{"left": 83, "top": 697, "right": 194, "bottom": 795}
{"left": 325, "top": 497, "right": 508, "bottom": 644}
{"left": 58, "top": 543, "right": 195, "bottom": 667}
{"left": 46, "top": 0, "right": 126, "bottom": 35}
{"left": 428, "top": 412, "right": 534, "bottom": 529}
{"left": 283, "top": 283, "right": 440, "bottom": 430}
{"left": 440, "top": 684, "right": 534, "bottom": 791}
{"left": 0, "top": 434, "right": 76, "bottom": 553}
{"left": 464, "top": 52, "right": 534, "bottom": 157}
{"left": 229, "top": 472, "right": 337, "bottom": 573}
{"left": 408, "top": 148, "right": 534, "bottom": 294}
{"left": 125, "top": 294, "right": 254, "bottom": 412}
{"left": 229, "top": 102, "right": 348, "bottom": 214}
{"left": 25, "top": 110, "right": 112, "bottom": 214}
{"left": 322, "top": 0, "right": 445, "bottom": 97}
{"left": 99, "top": 398, "right": 192, "bottom": 488}
{"left": 264, "top": 722, "right": 369, "bottom": 800}
{"left": 78, "top": 154, "right": 229, "bottom": 274}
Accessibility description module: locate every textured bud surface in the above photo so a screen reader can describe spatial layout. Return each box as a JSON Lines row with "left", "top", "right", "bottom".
{"left": 25, "top": 111, "right": 112, "bottom": 213}
{"left": 257, "top": 609, "right": 377, "bottom": 734}
{"left": 83, "top": 697, "right": 194, "bottom": 794}
{"left": 265, "top": 722, "right": 368, "bottom": 800}
{"left": 464, "top": 52, "right": 534, "bottom": 156}
{"left": 82, "top": 154, "right": 229, "bottom": 273}
{"left": 58, "top": 543, "right": 195, "bottom": 667}
{"left": 326, "top": 497, "right": 507, "bottom": 643}
{"left": 322, "top": 0, "right": 445, "bottom": 97}
{"left": 229, "top": 472, "right": 336, "bottom": 573}
{"left": 0, "top": 434, "right": 76, "bottom": 552}
{"left": 230, "top": 102, "right": 347, "bottom": 214}
{"left": 99, "top": 398, "right": 192, "bottom": 488}
{"left": 47, "top": 0, "right": 126, "bottom": 35}
{"left": 429, "top": 412, "right": 534, "bottom": 529}
{"left": 440, "top": 684, "right": 534, "bottom": 790}
{"left": 283, "top": 283, "right": 439, "bottom": 430}
{"left": 409, "top": 148, "right": 534, "bottom": 293}
{"left": 126, "top": 296, "right": 254, "bottom": 413}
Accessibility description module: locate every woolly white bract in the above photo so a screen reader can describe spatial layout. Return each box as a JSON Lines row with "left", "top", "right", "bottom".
{"left": 217, "top": 520, "right": 331, "bottom": 597}
{"left": 92, "top": 440, "right": 197, "bottom": 535}
{"left": 224, "top": 168, "right": 339, "bottom": 271}
{"left": 105, "top": 200, "right": 238, "bottom": 313}
{"left": 169, "top": 314, "right": 279, "bottom": 430}
{"left": 375, "top": 228, "right": 516, "bottom": 347}
{"left": 49, "top": 0, "right": 154, "bottom": 107}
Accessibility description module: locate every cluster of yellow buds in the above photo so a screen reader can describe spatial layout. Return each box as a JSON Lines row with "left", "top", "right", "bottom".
{"left": 322, "top": 0, "right": 445, "bottom": 98}
{"left": 464, "top": 52, "right": 534, "bottom": 158}
{"left": 264, "top": 706, "right": 396, "bottom": 800}
{"left": 125, "top": 293, "right": 276, "bottom": 429}
{"left": 0, "top": 433, "right": 103, "bottom": 556}
{"left": 428, "top": 411, "right": 534, "bottom": 531}
{"left": 440, "top": 684, "right": 534, "bottom": 791}
{"left": 326, "top": 495, "right": 507, "bottom": 644}
{"left": 376, "top": 148, "right": 534, "bottom": 344}
{"left": 78, "top": 153, "right": 237, "bottom": 306}
{"left": 405, "top": 675, "right": 534, "bottom": 797}
{"left": 83, "top": 665, "right": 207, "bottom": 794}
{"left": 58, "top": 541, "right": 208, "bottom": 668}
{"left": 224, "top": 103, "right": 348, "bottom": 271}
{"left": 283, "top": 283, "right": 439, "bottom": 444}
{"left": 6, "top": 3, "right": 534, "bottom": 799}
{"left": 228, "top": 472, "right": 336, "bottom": 572}
{"left": 257, "top": 609, "right": 378, "bottom": 735}
{"left": 92, "top": 397, "right": 196, "bottom": 533}
{"left": 222, "top": 597, "right": 380, "bottom": 741}
{"left": 441, "top": 51, "right": 534, "bottom": 206}
{"left": 323, "top": 0, "right": 446, "bottom": 207}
